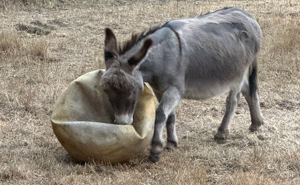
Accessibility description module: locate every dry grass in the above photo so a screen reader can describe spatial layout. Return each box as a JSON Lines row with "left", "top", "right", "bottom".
{"left": 1, "top": 0, "right": 300, "bottom": 184}
{"left": 271, "top": 19, "right": 300, "bottom": 53}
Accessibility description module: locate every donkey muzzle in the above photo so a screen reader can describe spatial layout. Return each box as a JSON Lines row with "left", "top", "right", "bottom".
{"left": 114, "top": 114, "right": 133, "bottom": 125}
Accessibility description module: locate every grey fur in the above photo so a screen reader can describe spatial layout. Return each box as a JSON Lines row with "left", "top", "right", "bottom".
{"left": 101, "top": 7, "right": 264, "bottom": 163}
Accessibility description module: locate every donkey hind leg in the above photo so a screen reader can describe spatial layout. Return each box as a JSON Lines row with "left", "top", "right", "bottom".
{"left": 150, "top": 86, "right": 181, "bottom": 163}
{"left": 241, "top": 64, "right": 264, "bottom": 131}
{"left": 166, "top": 111, "right": 178, "bottom": 151}
{"left": 214, "top": 89, "right": 240, "bottom": 144}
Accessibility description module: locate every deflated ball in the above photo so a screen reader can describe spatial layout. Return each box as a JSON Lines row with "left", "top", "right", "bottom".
{"left": 51, "top": 69, "right": 155, "bottom": 164}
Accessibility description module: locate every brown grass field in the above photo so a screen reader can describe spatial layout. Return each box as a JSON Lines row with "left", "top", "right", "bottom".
{"left": 1, "top": 0, "right": 300, "bottom": 184}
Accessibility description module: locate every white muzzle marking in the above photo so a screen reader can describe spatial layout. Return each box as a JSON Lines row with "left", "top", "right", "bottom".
{"left": 114, "top": 114, "right": 133, "bottom": 125}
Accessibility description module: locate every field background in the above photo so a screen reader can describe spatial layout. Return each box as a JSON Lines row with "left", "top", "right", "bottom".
{"left": 1, "top": 0, "right": 300, "bottom": 184}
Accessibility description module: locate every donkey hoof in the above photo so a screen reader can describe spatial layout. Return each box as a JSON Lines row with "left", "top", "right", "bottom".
{"left": 214, "top": 132, "right": 228, "bottom": 144}
{"left": 149, "top": 153, "right": 160, "bottom": 163}
{"left": 249, "top": 125, "right": 258, "bottom": 132}
{"left": 249, "top": 125, "right": 259, "bottom": 132}
{"left": 165, "top": 140, "right": 178, "bottom": 151}
{"left": 249, "top": 121, "right": 264, "bottom": 132}
{"left": 214, "top": 137, "right": 227, "bottom": 144}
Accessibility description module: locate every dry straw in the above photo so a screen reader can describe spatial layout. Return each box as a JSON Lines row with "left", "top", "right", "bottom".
{"left": 0, "top": 0, "right": 300, "bottom": 184}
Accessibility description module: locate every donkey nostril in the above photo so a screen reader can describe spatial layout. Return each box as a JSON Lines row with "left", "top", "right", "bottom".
{"left": 114, "top": 115, "right": 133, "bottom": 125}
{"left": 113, "top": 119, "right": 121, "bottom": 124}
{"left": 113, "top": 119, "right": 127, "bottom": 125}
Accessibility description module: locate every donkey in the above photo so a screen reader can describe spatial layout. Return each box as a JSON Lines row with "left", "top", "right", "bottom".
{"left": 100, "top": 7, "right": 264, "bottom": 163}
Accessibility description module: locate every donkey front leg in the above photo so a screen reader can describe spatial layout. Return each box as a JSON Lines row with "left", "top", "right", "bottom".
{"left": 214, "top": 90, "right": 239, "bottom": 144}
{"left": 150, "top": 87, "right": 181, "bottom": 163}
{"left": 166, "top": 111, "right": 178, "bottom": 151}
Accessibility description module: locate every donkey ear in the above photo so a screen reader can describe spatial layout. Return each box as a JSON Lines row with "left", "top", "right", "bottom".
{"left": 128, "top": 39, "right": 153, "bottom": 71}
{"left": 104, "top": 28, "right": 118, "bottom": 55}
{"left": 104, "top": 28, "right": 118, "bottom": 68}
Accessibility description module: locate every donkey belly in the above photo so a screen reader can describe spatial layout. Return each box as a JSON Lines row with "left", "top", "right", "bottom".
{"left": 183, "top": 81, "right": 234, "bottom": 100}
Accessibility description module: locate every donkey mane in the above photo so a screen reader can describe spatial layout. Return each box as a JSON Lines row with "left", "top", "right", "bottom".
{"left": 118, "top": 26, "right": 161, "bottom": 55}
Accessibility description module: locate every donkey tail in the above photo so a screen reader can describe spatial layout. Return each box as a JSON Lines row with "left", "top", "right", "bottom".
{"left": 249, "top": 60, "right": 258, "bottom": 96}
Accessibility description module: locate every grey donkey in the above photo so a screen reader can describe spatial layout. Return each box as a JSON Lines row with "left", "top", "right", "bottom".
{"left": 100, "top": 7, "right": 264, "bottom": 163}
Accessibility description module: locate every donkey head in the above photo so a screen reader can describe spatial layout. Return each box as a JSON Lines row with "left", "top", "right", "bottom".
{"left": 101, "top": 28, "right": 153, "bottom": 125}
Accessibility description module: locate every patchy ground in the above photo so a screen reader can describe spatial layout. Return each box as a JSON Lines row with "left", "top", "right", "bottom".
{"left": 0, "top": 0, "right": 300, "bottom": 184}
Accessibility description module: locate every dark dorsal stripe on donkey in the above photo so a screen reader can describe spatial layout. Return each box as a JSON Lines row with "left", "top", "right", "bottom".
{"left": 100, "top": 7, "right": 264, "bottom": 163}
